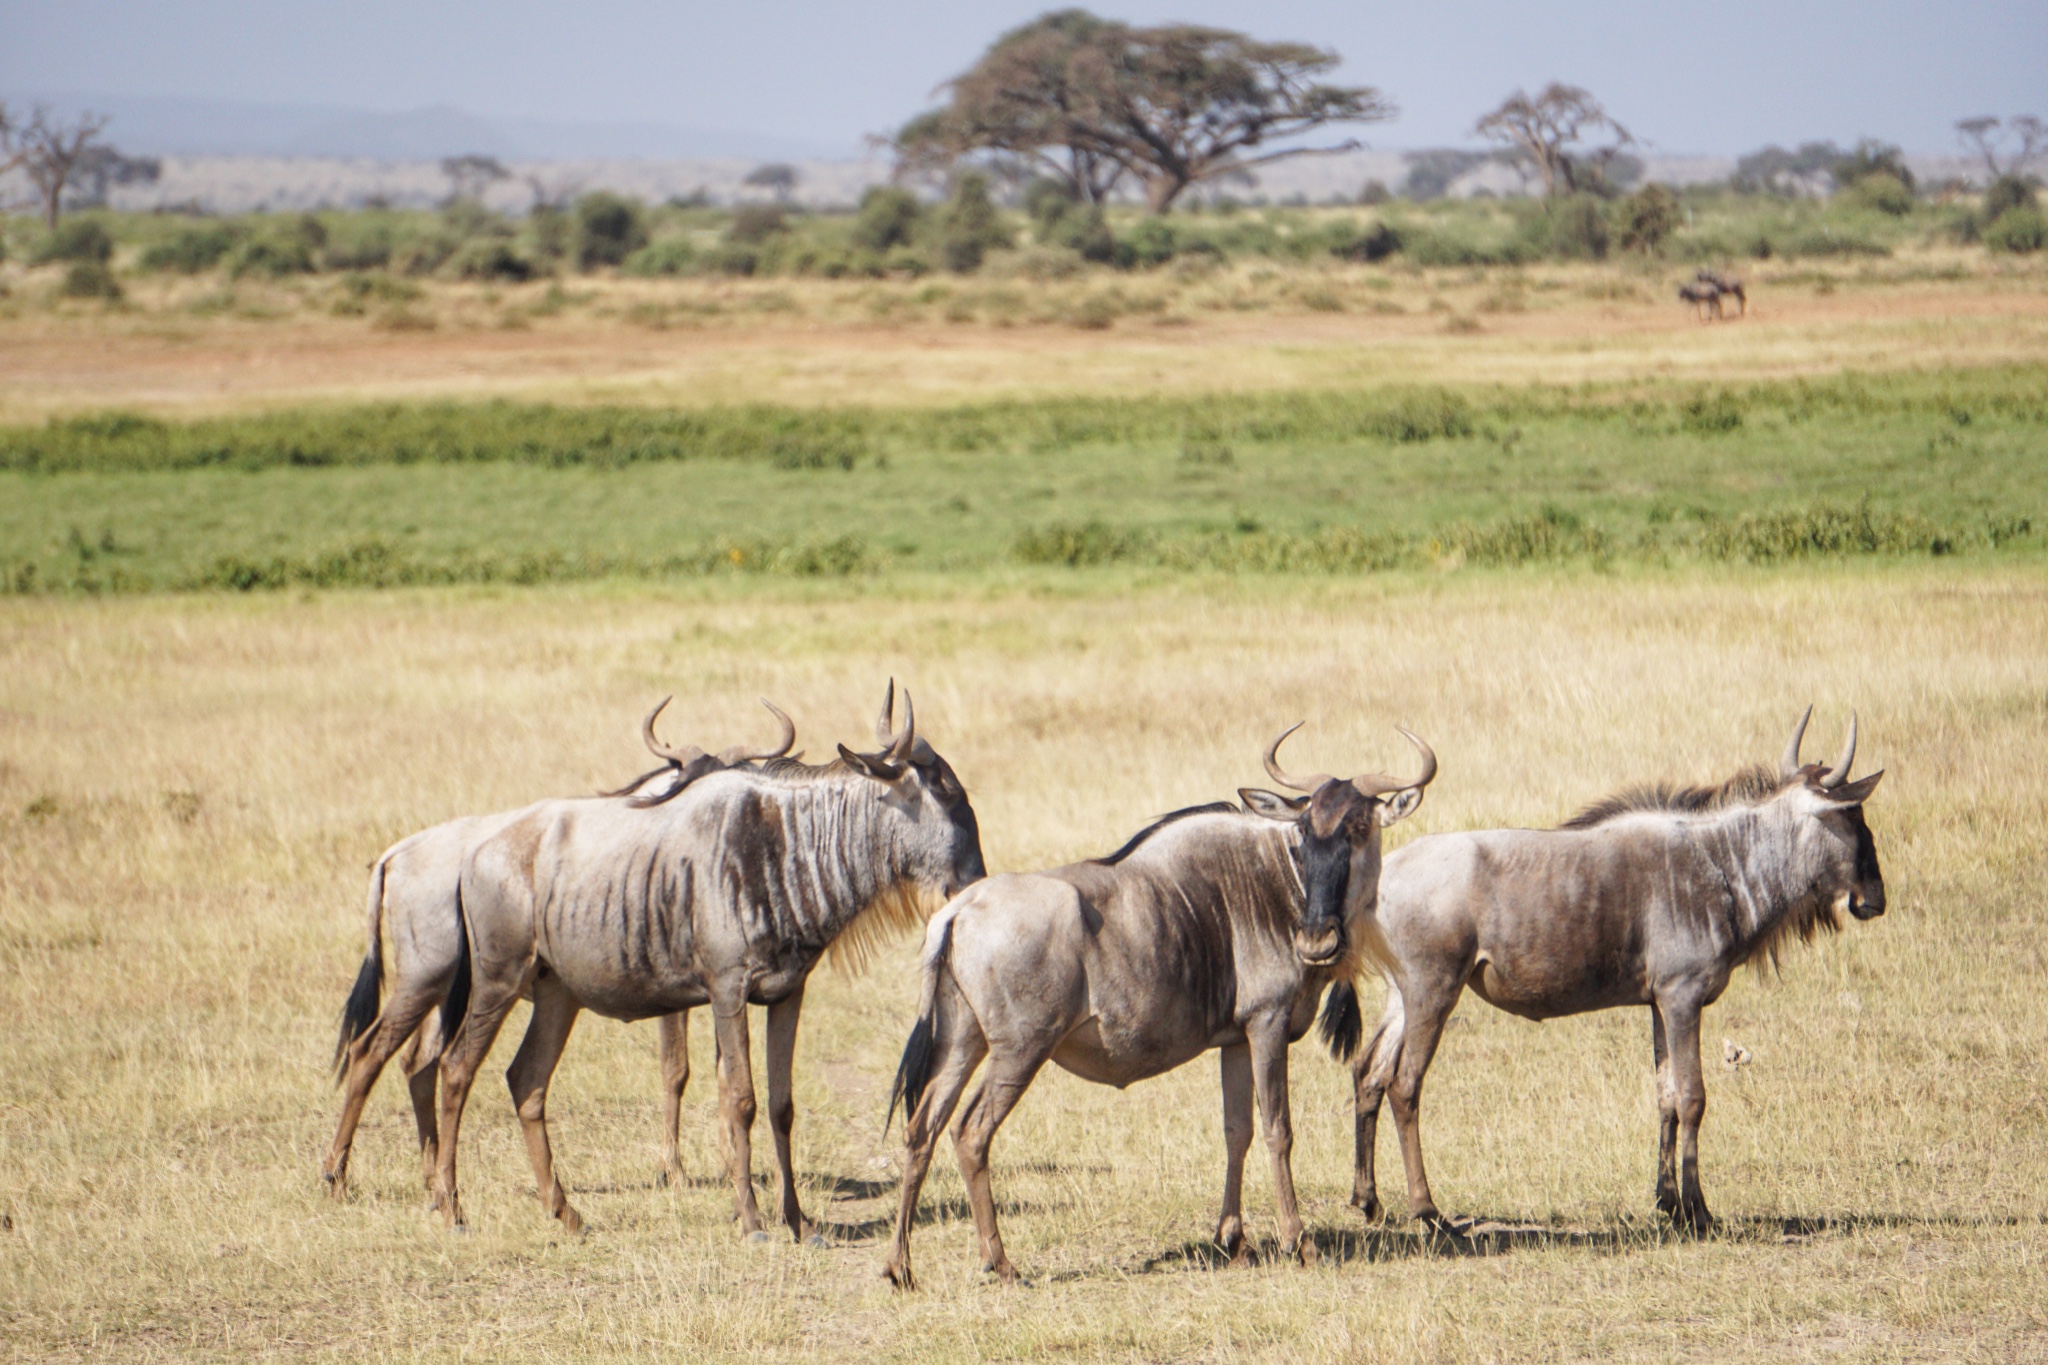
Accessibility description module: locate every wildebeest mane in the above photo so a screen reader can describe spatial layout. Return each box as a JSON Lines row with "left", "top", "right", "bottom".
{"left": 1092, "top": 801, "right": 1241, "bottom": 866}
{"left": 1559, "top": 764, "right": 1790, "bottom": 829}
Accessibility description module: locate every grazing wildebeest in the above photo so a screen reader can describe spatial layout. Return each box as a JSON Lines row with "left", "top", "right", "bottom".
{"left": 1698, "top": 267, "right": 1747, "bottom": 317}
{"left": 433, "top": 685, "right": 985, "bottom": 1239}
{"left": 1322, "top": 709, "right": 1884, "bottom": 1235}
{"left": 320, "top": 698, "right": 795, "bottom": 1200}
{"left": 1677, "top": 279, "right": 1724, "bottom": 322}
{"left": 881, "top": 724, "right": 1437, "bottom": 1289}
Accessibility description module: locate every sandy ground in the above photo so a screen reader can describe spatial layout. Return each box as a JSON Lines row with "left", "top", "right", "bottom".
{"left": 2, "top": 269, "right": 2043, "bottom": 420}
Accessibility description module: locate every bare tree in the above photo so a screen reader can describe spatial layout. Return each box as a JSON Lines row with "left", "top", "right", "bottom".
{"left": 1956, "top": 116, "right": 2046, "bottom": 182}
{"left": 72, "top": 146, "right": 161, "bottom": 207}
{"left": 0, "top": 103, "right": 27, "bottom": 181}
{"left": 439, "top": 154, "right": 508, "bottom": 204}
{"left": 17, "top": 107, "right": 110, "bottom": 228}
{"left": 895, "top": 11, "right": 1394, "bottom": 213}
{"left": 742, "top": 163, "right": 799, "bottom": 201}
{"left": 1474, "top": 84, "right": 1633, "bottom": 197}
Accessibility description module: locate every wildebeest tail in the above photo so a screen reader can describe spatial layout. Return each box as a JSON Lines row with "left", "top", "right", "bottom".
{"left": 440, "top": 879, "right": 473, "bottom": 1056}
{"left": 332, "top": 856, "right": 390, "bottom": 1081}
{"left": 885, "top": 903, "right": 960, "bottom": 1137}
{"left": 1319, "top": 980, "right": 1363, "bottom": 1062}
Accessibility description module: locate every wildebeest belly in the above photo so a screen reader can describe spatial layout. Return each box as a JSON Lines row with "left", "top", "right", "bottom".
{"left": 1466, "top": 954, "right": 1649, "bottom": 1019}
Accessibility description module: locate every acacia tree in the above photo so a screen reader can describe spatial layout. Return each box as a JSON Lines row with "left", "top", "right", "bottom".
{"left": 440, "top": 154, "right": 508, "bottom": 204}
{"left": 16, "top": 107, "right": 110, "bottom": 227}
{"left": 1474, "top": 84, "right": 1632, "bottom": 197}
{"left": 1956, "top": 116, "right": 2045, "bottom": 181}
{"left": 742, "top": 163, "right": 800, "bottom": 200}
{"left": 896, "top": 9, "right": 1393, "bottom": 213}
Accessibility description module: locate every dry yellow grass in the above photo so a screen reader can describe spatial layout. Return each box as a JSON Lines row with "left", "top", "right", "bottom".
{"left": 1, "top": 251, "right": 2043, "bottom": 420}
{"left": 3, "top": 565, "right": 2046, "bottom": 1361}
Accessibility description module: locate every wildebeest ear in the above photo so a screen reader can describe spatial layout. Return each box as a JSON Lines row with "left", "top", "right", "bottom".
{"left": 838, "top": 744, "right": 906, "bottom": 783}
{"left": 1238, "top": 788, "right": 1310, "bottom": 820}
{"left": 1378, "top": 787, "right": 1424, "bottom": 826}
{"left": 1821, "top": 770, "right": 1883, "bottom": 804}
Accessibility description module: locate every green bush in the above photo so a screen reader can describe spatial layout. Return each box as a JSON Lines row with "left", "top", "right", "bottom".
{"left": 139, "top": 224, "right": 237, "bottom": 273}
{"left": 931, "top": 172, "right": 1012, "bottom": 273}
{"left": 1120, "top": 217, "right": 1179, "bottom": 268}
{"left": 1781, "top": 226, "right": 1888, "bottom": 259}
{"left": 1048, "top": 204, "right": 1114, "bottom": 263}
{"left": 230, "top": 215, "right": 326, "bottom": 277}
{"left": 447, "top": 239, "right": 536, "bottom": 281}
{"left": 1615, "top": 184, "right": 1681, "bottom": 253}
{"left": 573, "top": 192, "right": 648, "bottom": 269}
{"left": 1332, "top": 221, "right": 1402, "bottom": 263}
{"left": 1984, "top": 175, "right": 2039, "bottom": 222}
{"left": 1847, "top": 172, "right": 1915, "bottom": 216}
{"left": 321, "top": 219, "right": 394, "bottom": 270}
{"left": 726, "top": 204, "right": 789, "bottom": 245}
{"left": 32, "top": 218, "right": 113, "bottom": 265}
{"left": 621, "top": 238, "right": 698, "bottom": 276}
{"left": 1544, "top": 196, "right": 1612, "bottom": 261}
{"left": 851, "top": 187, "right": 922, "bottom": 252}
{"left": 1984, "top": 207, "right": 2045, "bottom": 254}
{"left": 59, "top": 261, "right": 123, "bottom": 300}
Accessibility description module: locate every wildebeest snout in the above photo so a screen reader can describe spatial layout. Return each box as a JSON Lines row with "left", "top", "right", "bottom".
{"left": 1293, "top": 922, "right": 1345, "bottom": 966}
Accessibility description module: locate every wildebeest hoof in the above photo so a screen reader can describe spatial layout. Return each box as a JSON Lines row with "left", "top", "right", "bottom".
{"left": 804, "top": 1233, "right": 829, "bottom": 1249}
{"left": 746, "top": 1229, "right": 771, "bottom": 1244}
{"left": 883, "top": 1262, "right": 915, "bottom": 1291}
{"left": 1296, "top": 1239, "right": 1320, "bottom": 1267}
{"left": 1353, "top": 1194, "right": 1383, "bottom": 1223}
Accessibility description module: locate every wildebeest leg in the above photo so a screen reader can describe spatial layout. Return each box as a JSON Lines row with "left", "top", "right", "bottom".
{"left": 1650, "top": 1004, "right": 1680, "bottom": 1219}
{"left": 1660, "top": 996, "right": 1713, "bottom": 1234}
{"left": 711, "top": 1003, "right": 767, "bottom": 1237}
{"left": 505, "top": 974, "right": 585, "bottom": 1233}
{"left": 430, "top": 982, "right": 524, "bottom": 1231}
{"left": 1246, "top": 1015, "right": 1308, "bottom": 1261}
{"left": 953, "top": 1049, "right": 1045, "bottom": 1284}
{"left": 1386, "top": 986, "right": 1458, "bottom": 1225}
{"left": 1215, "top": 1042, "right": 1255, "bottom": 1265}
{"left": 1350, "top": 990, "right": 1404, "bottom": 1220}
{"left": 323, "top": 986, "right": 442, "bottom": 1200}
{"left": 656, "top": 1010, "right": 689, "bottom": 1187}
{"left": 764, "top": 985, "right": 812, "bottom": 1242}
{"left": 883, "top": 990, "right": 985, "bottom": 1291}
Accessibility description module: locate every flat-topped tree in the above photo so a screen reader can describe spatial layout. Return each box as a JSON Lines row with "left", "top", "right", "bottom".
{"left": 1956, "top": 116, "right": 2045, "bottom": 182}
{"left": 1475, "top": 84, "right": 1633, "bottom": 197}
{"left": 895, "top": 9, "right": 1393, "bottom": 213}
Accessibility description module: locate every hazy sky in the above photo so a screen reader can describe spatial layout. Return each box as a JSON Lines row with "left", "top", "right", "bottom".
{"left": 6, "top": 0, "right": 2044, "bottom": 155}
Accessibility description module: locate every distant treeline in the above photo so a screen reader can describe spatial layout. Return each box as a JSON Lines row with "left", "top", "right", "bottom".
{"left": 4, "top": 368, "right": 2042, "bottom": 476}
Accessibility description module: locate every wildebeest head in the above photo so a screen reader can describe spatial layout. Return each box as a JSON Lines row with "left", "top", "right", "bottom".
{"left": 837, "top": 680, "right": 986, "bottom": 898}
{"left": 1780, "top": 706, "right": 1886, "bottom": 920}
{"left": 1238, "top": 723, "right": 1438, "bottom": 967}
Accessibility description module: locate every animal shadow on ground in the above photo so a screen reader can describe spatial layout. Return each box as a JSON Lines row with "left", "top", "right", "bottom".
{"left": 1139, "top": 1210, "right": 2042, "bottom": 1274}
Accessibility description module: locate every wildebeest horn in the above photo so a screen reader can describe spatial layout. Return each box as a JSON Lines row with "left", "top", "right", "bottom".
{"left": 1782, "top": 704, "right": 1813, "bottom": 780}
{"left": 1819, "top": 711, "right": 1857, "bottom": 789}
{"left": 884, "top": 688, "right": 917, "bottom": 762}
{"left": 721, "top": 698, "right": 796, "bottom": 764}
{"left": 1350, "top": 727, "right": 1438, "bottom": 798}
{"left": 874, "top": 678, "right": 897, "bottom": 746}
{"left": 1264, "top": 723, "right": 1335, "bottom": 794}
{"left": 641, "top": 696, "right": 709, "bottom": 766}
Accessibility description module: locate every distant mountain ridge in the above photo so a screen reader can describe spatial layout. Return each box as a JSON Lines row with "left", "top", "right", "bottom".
{"left": 4, "top": 92, "right": 854, "bottom": 161}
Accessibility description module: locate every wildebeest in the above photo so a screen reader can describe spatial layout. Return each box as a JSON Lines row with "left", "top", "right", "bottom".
{"left": 1677, "top": 280, "right": 1724, "bottom": 322}
{"left": 320, "top": 697, "right": 795, "bottom": 1201}
{"left": 881, "top": 724, "right": 1437, "bottom": 1289}
{"left": 1323, "top": 709, "right": 1884, "bottom": 1234}
{"left": 1698, "top": 267, "right": 1747, "bottom": 316}
{"left": 432, "top": 685, "right": 985, "bottom": 1239}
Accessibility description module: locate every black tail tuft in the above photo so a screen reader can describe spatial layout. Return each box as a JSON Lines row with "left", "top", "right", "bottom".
{"left": 886, "top": 1014, "right": 936, "bottom": 1139}
{"left": 1319, "top": 981, "right": 1363, "bottom": 1062}
{"left": 440, "top": 882, "right": 473, "bottom": 1056}
{"left": 332, "top": 952, "right": 383, "bottom": 1082}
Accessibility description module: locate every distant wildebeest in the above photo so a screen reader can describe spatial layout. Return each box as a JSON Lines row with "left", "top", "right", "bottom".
{"left": 1677, "top": 279, "right": 1724, "bottom": 322}
{"left": 881, "top": 724, "right": 1437, "bottom": 1289}
{"left": 1698, "top": 267, "right": 1747, "bottom": 316}
{"left": 1321, "top": 708, "right": 1884, "bottom": 1235}
{"left": 432, "top": 684, "right": 985, "bottom": 1239}
{"left": 320, "top": 697, "right": 795, "bottom": 1201}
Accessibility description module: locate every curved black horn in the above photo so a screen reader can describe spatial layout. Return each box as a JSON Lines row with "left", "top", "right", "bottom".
{"left": 1819, "top": 711, "right": 1858, "bottom": 789}
{"left": 1351, "top": 727, "right": 1438, "bottom": 797}
{"left": 730, "top": 698, "right": 796, "bottom": 763}
{"left": 641, "top": 696, "right": 707, "bottom": 766}
{"left": 874, "top": 678, "right": 897, "bottom": 746}
{"left": 1263, "top": 722, "right": 1334, "bottom": 793}
{"left": 1782, "top": 704, "right": 1813, "bottom": 780}
{"left": 884, "top": 688, "right": 916, "bottom": 762}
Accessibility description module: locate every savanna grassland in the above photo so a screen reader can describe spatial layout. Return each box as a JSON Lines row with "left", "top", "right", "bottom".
{"left": 1, "top": 194, "right": 2046, "bottom": 1361}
